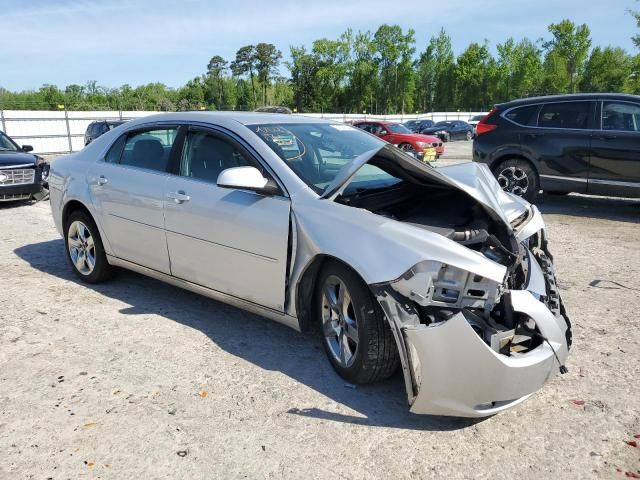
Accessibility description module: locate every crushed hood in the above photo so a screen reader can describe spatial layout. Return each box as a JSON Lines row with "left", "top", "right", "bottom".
{"left": 321, "top": 145, "right": 527, "bottom": 227}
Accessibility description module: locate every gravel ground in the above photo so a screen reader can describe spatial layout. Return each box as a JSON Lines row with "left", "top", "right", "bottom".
{"left": 1, "top": 171, "right": 639, "bottom": 479}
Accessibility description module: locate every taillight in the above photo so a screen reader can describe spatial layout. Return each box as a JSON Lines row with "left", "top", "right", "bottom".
{"left": 475, "top": 108, "right": 498, "bottom": 136}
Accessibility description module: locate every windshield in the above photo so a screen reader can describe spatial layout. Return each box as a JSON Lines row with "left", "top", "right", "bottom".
{"left": 251, "top": 122, "right": 401, "bottom": 194}
{"left": 0, "top": 131, "right": 19, "bottom": 152}
{"left": 386, "top": 123, "right": 411, "bottom": 134}
{"left": 471, "top": 115, "right": 484, "bottom": 121}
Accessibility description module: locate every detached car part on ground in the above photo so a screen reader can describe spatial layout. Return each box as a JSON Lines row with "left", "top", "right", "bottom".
{"left": 0, "top": 130, "right": 49, "bottom": 202}
{"left": 48, "top": 112, "right": 571, "bottom": 418}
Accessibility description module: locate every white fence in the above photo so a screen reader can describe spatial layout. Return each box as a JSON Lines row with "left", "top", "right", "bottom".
{"left": 0, "top": 110, "right": 486, "bottom": 155}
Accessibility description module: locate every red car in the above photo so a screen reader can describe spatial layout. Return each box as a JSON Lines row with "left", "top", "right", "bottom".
{"left": 352, "top": 120, "right": 445, "bottom": 159}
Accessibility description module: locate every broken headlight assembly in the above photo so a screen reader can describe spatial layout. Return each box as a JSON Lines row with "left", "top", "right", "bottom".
{"left": 385, "top": 261, "right": 544, "bottom": 356}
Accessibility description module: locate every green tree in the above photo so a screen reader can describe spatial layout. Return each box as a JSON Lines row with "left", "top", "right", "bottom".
{"left": 455, "top": 41, "right": 494, "bottom": 110}
{"left": 347, "top": 31, "right": 377, "bottom": 113}
{"left": 373, "top": 24, "right": 415, "bottom": 114}
{"left": 415, "top": 29, "right": 456, "bottom": 111}
{"left": 580, "top": 47, "right": 633, "bottom": 92}
{"left": 231, "top": 45, "right": 258, "bottom": 108}
{"left": 288, "top": 46, "right": 320, "bottom": 112}
{"left": 543, "top": 20, "right": 591, "bottom": 92}
{"left": 541, "top": 50, "right": 570, "bottom": 94}
{"left": 206, "top": 55, "right": 228, "bottom": 108}
{"left": 255, "top": 43, "right": 282, "bottom": 106}
{"left": 312, "top": 33, "right": 351, "bottom": 111}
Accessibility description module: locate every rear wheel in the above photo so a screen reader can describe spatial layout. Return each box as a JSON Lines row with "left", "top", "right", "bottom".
{"left": 494, "top": 158, "right": 539, "bottom": 202}
{"left": 64, "top": 210, "right": 114, "bottom": 283}
{"left": 316, "top": 261, "right": 399, "bottom": 384}
{"left": 465, "top": 131, "right": 473, "bottom": 141}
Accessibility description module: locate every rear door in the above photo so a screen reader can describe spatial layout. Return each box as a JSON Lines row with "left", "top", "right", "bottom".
{"left": 518, "top": 100, "right": 595, "bottom": 193}
{"left": 88, "top": 126, "right": 182, "bottom": 274}
{"left": 588, "top": 100, "right": 640, "bottom": 197}
{"left": 163, "top": 126, "right": 291, "bottom": 311}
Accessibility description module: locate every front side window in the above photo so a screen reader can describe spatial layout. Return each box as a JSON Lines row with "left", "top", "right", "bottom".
{"left": 120, "top": 128, "right": 178, "bottom": 172}
{"left": 0, "top": 131, "right": 19, "bottom": 152}
{"left": 538, "top": 102, "right": 590, "bottom": 129}
{"left": 251, "top": 122, "right": 385, "bottom": 193}
{"left": 602, "top": 102, "right": 640, "bottom": 132}
{"left": 180, "top": 130, "right": 254, "bottom": 184}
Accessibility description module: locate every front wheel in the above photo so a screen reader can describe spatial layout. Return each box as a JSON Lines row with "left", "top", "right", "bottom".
{"left": 465, "top": 131, "right": 473, "bottom": 141}
{"left": 494, "top": 159, "right": 539, "bottom": 202}
{"left": 316, "top": 261, "right": 399, "bottom": 384}
{"left": 398, "top": 143, "right": 414, "bottom": 153}
{"left": 64, "top": 210, "right": 115, "bottom": 283}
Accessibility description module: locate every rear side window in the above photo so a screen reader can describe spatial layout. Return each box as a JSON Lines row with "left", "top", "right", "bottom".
{"left": 538, "top": 102, "right": 590, "bottom": 129}
{"left": 602, "top": 102, "right": 640, "bottom": 132}
{"left": 120, "top": 128, "right": 178, "bottom": 172}
{"left": 504, "top": 105, "right": 539, "bottom": 126}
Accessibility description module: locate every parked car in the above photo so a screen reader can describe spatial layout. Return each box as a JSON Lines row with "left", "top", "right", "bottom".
{"left": 48, "top": 112, "right": 571, "bottom": 418}
{"left": 468, "top": 114, "right": 486, "bottom": 135}
{"left": 402, "top": 119, "right": 435, "bottom": 133}
{"left": 0, "top": 130, "right": 49, "bottom": 202}
{"left": 420, "top": 120, "right": 475, "bottom": 142}
{"left": 254, "top": 106, "right": 293, "bottom": 114}
{"left": 84, "top": 120, "right": 126, "bottom": 146}
{"left": 353, "top": 120, "right": 444, "bottom": 160}
{"left": 473, "top": 93, "right": 640, "bottom": 202}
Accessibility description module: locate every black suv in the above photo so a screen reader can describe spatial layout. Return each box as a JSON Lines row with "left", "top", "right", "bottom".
{"left": 84, "top": 120, "right": 126, "bottom": 146}
{"left": 473, "top": 93, "right": 640, "bottom": 202}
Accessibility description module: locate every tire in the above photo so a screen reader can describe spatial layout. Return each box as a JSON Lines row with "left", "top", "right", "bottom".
{"left": 441, "top": 133, "right": 450, "bottom": 143}
{"left": 493, "top": 158, "right": 539, "bottom": 203}
{"left": 465, "top": 131, "right": 473, "bottom": 141}
{"left": 398, "top": 143, "right": 414, "bottom": 153}
{"left": 64, "top": 210, "right": 114, "bottom": 283}
{"left": 316, "top": 260, "right": 399, "bottom": 384}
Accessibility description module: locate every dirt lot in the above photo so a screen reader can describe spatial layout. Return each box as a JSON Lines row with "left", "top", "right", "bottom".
{"left": 1, "top": 160, "right": 639, "bottom": 478}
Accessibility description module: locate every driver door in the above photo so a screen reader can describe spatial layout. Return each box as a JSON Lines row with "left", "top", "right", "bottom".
{"left": 163, "top": 127, "right": 291, "bottom": 311}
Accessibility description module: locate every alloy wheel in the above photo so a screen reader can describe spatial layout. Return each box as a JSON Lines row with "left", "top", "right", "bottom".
{"left": 67, "top": 220, "right": 96, "bottom": 275}
{"left": 497, "top": 166, "right": 529, "bottom": 196}
{"left": 321, "top": 275, "right": 359, "bottom": 368}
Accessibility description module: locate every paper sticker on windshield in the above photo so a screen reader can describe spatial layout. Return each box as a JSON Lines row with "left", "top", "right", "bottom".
{"left": 330, "top": 124, "right": 353, "bottom": 131}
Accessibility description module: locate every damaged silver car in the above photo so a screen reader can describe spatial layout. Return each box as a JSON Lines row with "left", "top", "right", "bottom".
{"left": 48, "top": 112, "right": 571, "bottom": 417}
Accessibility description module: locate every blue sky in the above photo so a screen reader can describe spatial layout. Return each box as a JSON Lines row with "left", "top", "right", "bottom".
{"left": 1, "top": 0, "right": 637, "bottom": 91}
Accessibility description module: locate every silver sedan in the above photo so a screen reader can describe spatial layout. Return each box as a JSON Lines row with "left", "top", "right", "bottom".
{"left": 48, "top": 112, "right": 571, "bottom": 417}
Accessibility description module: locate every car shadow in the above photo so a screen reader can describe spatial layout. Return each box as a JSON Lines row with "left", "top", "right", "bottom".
{"left": 536, "top": 193, "right": 640, "bottom": 223}
{"left": 14, "top": 239, "right": 481, "bottom": 432}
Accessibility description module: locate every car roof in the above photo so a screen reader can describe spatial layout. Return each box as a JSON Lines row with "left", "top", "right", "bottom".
{"left": 124, "top": 111, "right": 329, "bottom": 127}
{"left": 497, "top": 93, "right": 640, "bottom": 109}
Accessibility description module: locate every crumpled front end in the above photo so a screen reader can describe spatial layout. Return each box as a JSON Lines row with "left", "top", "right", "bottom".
{"left": 372, "top": 207, "right": 571, "bottom": 417}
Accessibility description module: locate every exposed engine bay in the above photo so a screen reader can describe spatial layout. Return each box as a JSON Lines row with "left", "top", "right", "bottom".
{"left": 332, "top": 154, "right": 571, "bottom": 405}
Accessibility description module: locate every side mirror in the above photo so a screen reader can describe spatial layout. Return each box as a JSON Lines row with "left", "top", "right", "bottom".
{"left": 22, "top": 145, "right": 34, "bottom": 152}
{"left": 217, "top": 166, "right": 280, "bottom": 195}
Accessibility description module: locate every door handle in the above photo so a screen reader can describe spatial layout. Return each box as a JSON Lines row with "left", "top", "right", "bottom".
{"left": 167, "top": 190, "right": 190, "bottom": 204}
{"left": 96, "top": 175, "right": 108, "bottom": 186}
{"left": 595, "top": 134, "right": 617, "bottom": 140}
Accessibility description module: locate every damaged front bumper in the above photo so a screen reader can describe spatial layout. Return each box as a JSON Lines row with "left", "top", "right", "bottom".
{"left": 372, "top": 222, "right": 571, "bottom": 418}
